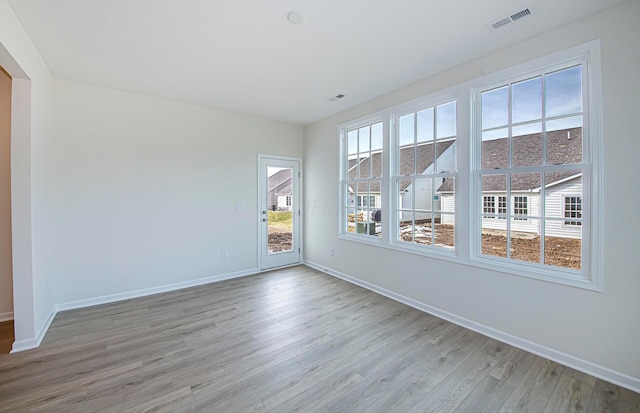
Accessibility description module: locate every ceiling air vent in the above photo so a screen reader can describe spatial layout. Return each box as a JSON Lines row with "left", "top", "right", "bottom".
{"left": 488, "top": 6, "right": 535, "bottom": 31}
{"left": 327, "top": 94, "right": 345, "bottom": 102}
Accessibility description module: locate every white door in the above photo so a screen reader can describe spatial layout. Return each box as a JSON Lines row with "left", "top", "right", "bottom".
{"left": 259, "top": 155, "right": 301, "bottom": 270}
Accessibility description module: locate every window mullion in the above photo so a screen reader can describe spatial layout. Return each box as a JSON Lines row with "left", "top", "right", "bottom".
{"left": 382, "top": 117, "right": 391, "bottom": 244}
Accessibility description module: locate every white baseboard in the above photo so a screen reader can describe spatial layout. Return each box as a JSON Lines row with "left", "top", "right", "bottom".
{"left": 57, "top": 267, "right": 260, "bottom": 312}
{"left": 304, "top": 260, "right": 640, "bottom": 394}
{"left": 0, "top": 311, "right": 13, "bottom": 322}
{"left": 11, "top": 307, "right": 56, "bottom": 353}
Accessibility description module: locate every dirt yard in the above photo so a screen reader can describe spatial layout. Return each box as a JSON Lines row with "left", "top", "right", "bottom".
{"left": 399, "top": 223, "right": 581, "bottom": 270}
{"left": 268, "top": 227, "right": 293, "bottom": 253}
{"left": 271, "top": 221, "right": 580, "bottom": 269}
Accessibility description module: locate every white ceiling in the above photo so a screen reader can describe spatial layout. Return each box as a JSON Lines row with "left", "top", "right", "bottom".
{"left": 7, "top": 0, "right": 626, "bottom": 125}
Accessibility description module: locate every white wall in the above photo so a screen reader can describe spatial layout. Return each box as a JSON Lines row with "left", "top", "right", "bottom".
{"left": 304, "top": 0, "right": 640, "bottom": 386}
{"left": 0, "top": 67, "right": 12, "bottom": 320}
{"left": 0, "top": 0, "right": 56, "bottom": 349}
{"left": 49, "top": 80, "right": 303, "bottom": 304}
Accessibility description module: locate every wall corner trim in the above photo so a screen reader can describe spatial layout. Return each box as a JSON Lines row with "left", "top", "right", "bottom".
{"left": 11, "top": 306, "right": 56, "bottom": 353}
{"left": 304, "top": 260, "right": 640, "bottom": 394}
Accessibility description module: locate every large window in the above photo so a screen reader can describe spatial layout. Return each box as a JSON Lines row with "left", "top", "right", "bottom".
{"left": 476, "top": 63, "right": 586, "bottom": 273}
{"left": 342, "top": 121, "right": 383, "bottom": 238}
{"left": 339, "top": 42, "right": 601, "bottom": 290}
{"left": 394, "top": 101, "right": 457, "bottom": 250}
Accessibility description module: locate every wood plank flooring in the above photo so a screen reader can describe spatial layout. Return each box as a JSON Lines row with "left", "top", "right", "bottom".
{"left": 0, "top": 265, "right": 638, "bottom": 412}
{"left": 0, "top": 321, "right": 13, "bottom": 354}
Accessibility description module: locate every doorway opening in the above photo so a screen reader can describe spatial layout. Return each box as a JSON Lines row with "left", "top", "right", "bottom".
{"left": 0, "top": 65, "right": 14, "bottom": 353}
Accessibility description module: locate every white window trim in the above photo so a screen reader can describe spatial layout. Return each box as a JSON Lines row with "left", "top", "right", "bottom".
{"left": 337, "top": 40, "right": 602, "bottom": 292}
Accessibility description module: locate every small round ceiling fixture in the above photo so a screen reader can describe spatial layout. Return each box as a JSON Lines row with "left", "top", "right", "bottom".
{"left": 287, "top": 10, "right": 304, "bottom": 24}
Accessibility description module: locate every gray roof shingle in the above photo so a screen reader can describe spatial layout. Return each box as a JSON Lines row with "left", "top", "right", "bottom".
{"left": 437, "top": 127, "right": 582, "bottom": 192}
{"left": 348, "top": 140, "right": 455, "bottom": 193}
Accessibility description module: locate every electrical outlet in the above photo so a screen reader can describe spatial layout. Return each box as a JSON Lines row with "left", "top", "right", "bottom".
{"left": 221, "top": 250, "right": 228, "bottom": 260}
{"left": 236, "top": 203, "right": 245, "bottom": 212}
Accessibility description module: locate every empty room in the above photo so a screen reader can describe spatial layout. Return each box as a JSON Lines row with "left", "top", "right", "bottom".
{"left": 0, "top": 0, "right": 639, "bottom": 411}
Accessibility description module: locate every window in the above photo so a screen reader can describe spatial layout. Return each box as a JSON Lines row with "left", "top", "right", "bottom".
{"left": 339, "top": 42, "right": 601, "bottom": 290}
{"left": 286, "top": 195, "right": 292, "bottom": 207}
{"left": 476, "top": 62, "right": 588, "bottom": 274}
{"left": 497, "top": 196, "right": 507, "bottom": 218}
{"left": 394, "top": 101, "right": 457, "bottom": 250}
{"left": 564, "top": 196, "right": 582, "bottom": 226}
{"left": 357, "top": 195, "right": 377, "bottom": 208}
{"left": 342, "top": 121, "right": 383, "bottom": 237}
{"left": 484, "top": 196, "right": 507, "bottom": 218}
{"left": 483, "top": 196, "right": 496, "bottom": 215}
{"left": 513, "top": 196, "right": 528, "bottom": 220}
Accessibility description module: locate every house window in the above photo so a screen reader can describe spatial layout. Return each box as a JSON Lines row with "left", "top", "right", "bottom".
{"left": 513, "top": 196, "right": 528, "bottom": 220}
{"left": 342, "top": 120, "right": 383, "bottom": 237}
{"left": 286, "top": 195, "right": 292, "bottom": 207}
{"left": 357, "top": 195, "right": 376, "bottom": 208}
{"left": 394, "top": 101, "right": 457, "bottom": 250}
{"left": 564, "top": 196, "right": 582, "bottom": 225}
{"left": 483, "top": 196, "right": 496, "bottom": 215}
{"left": 476, "top": 62, "right": 588, "bottom": 274}
{"left": 497, "top": 196, "right": 507, "bottom": 218}
{"left": 484, "top": 196, "right": 508, "bottom": 219}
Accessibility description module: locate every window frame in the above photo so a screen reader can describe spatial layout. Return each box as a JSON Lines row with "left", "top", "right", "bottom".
{"left": 470, "top": 42, "right": 602, "bottom": 290}
{"left": 337, "top": 41, "right": 602, "bottom": 291}
{"left": 338, "top": 113, "right": 387, "bottom": 243}
{"left": 391, "top": 97, "right": 459, "bottom": 253}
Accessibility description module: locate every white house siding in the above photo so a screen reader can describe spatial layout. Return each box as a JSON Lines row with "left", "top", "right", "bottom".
{"left": 439, "top": 193, "right": 544, "bottom": 233}
{"left": 401, "top": 180, "right": 441, "bottom": 222}
{"left": 276, "top": 195, "right": 292, "bottom": 211}
{"left": 544, "top": 178, "right": 582, "bottom": 239}
{"left": 440, "top": 194, "right": 455, "bottom": 225}
{"left": 398, "top": 143, "right": 455, "bottom": 222}
{"left": 480, "top": 192, "right": 540, "bottom": 233}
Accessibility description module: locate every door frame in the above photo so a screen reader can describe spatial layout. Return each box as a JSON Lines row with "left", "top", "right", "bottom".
{"left": 258, "top": 154, "right": 303, "bottom": 271}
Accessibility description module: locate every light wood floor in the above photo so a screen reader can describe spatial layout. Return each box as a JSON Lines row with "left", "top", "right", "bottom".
{"left": 0, "top": 320, "right": 13, "bottom": 354}
{"left": 0, "top": 266, "right": 638, "bottom": 412}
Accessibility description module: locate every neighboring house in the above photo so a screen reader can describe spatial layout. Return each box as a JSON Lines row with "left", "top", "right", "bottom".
{"left": 398, "top": 140, "right": 456, "bottom": 222}
{"left": 438, "top": 127, "right": 583, "bottom": 239}
{"left": 267, "top": 168, "right": 293, "bottom": 211}
{"left": 347, "top": 153, "right": 382, "bottom": 209}
{"left": 346, "top": 139, "right": 456, "bottom": 219}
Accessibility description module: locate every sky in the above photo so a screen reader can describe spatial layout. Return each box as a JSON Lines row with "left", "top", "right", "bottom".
{"left": 482, "top": 65, "right": 582, "bottom": 140}
{"left": 347, "top": 65, "right": 583, "bottom": 154}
